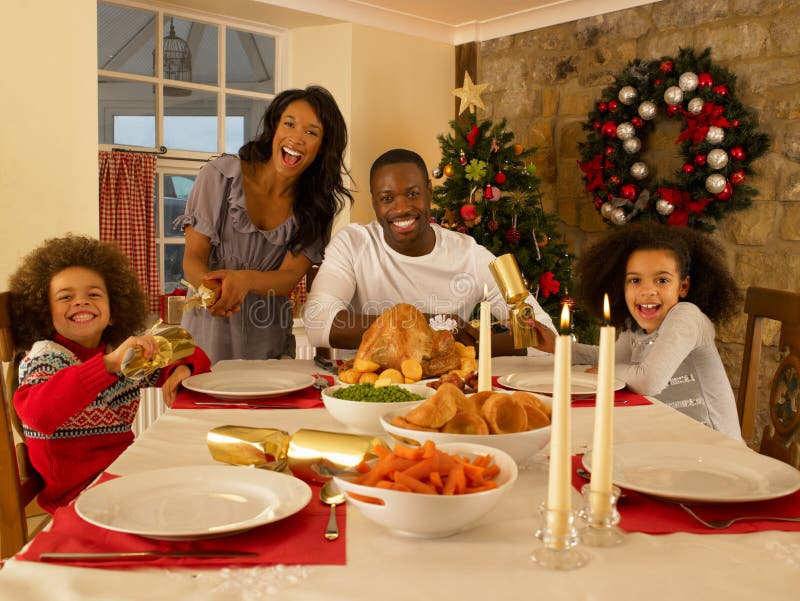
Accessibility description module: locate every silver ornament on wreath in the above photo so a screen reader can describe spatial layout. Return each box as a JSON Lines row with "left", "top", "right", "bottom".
{"left": 600, "top": 202, "right": 614, "bottom": 219}
{"left": 707, "top": 149, "right": 729, "bottom": 170}
{"left": 610, "top": 207, "right": 628, "bottom": 225}
{"left": 664, "top": 86, "right": 684, "bottom": 106}
{"left": 705, "top": 173, "right": 728, "bottom": 194}
{"left": 656, "top": 198, "right": 675, "bottom": 215}
{"left": 637, "top": 101, "right": 657, "bottom": 120}
{"left": 630, "top": 162, "right": 649, "bottom": 180}
{"left": 705, "top": 126, "right": 725, "bottom": 145}
{"left": 678, "top": 72, "right": 699, "bottom": 92}
{"left": 623, "top": 137, "right": 642, "bottom": 154}
{"left": 615, "top": 122, "right": 635, "bottom": 141}
{"left": 687, "top": 97, "right": 704, "bottom": 115}
{"left": 618, "top": 85, "right": 638, "bottom": 105}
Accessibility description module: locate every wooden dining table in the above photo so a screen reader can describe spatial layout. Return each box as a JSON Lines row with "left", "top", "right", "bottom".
{"left": 1, "top": 358, "right": 798, "bottom": 601}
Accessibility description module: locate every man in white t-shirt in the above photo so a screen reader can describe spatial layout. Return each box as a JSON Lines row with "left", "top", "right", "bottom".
{"left": 303, "top": 148, "right": 556, "bottom": 354}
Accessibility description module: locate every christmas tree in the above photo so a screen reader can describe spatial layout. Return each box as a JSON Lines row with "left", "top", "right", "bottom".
{"left": 432, "top": 75, "right": 595, "bottom": 342}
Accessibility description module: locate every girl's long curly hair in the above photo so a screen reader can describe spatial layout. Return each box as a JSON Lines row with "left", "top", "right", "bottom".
{"left": 8, "top": 235, "right": 147, "bottom": 349}
{"left": 574, "top": 222, "right": 740, "bottom": 330}
{"left": 239, "top": 85, "right": 353, "bottom": 252}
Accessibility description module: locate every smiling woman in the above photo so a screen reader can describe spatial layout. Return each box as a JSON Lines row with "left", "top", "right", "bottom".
{"left": 173, "top": 86, "right": 353, "bottom": 364}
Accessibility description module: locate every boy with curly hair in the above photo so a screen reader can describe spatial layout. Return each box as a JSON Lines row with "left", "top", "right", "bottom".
{"left": 8, "top": 235, "right": 210, "bottom": 512}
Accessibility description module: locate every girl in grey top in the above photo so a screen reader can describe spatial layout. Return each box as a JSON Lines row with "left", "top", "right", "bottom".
{"left": 571, "top": 223, "right": 743, "bottom": 440}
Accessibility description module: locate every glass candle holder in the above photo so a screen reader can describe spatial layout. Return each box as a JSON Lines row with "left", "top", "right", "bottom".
{"left": 579, "top": 484, "right": 625, "bottom": 547}
{"left": 530, "top": 503, "right": 589, "bottom": 570}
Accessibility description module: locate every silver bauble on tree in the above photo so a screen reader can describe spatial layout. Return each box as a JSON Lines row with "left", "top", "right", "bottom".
{"left": 432, "top": 167, "right": 443, "bottom": 179}
{"left": 707, "top": 149, "right": 730, "bottom": 170}
{"left": 664, "top": 86, "right": 684, "bottom": 106}
{"left": 630, "top": 162, "right": 649, "bottom": 180}
{"left": 705, "top": 126, "right": 725, "bottom": 145}
{"left": 687, "top": 97, "right": 704, "bottom": 115}
{"left": 678, "top": 71, "right": 699, "bottom": 92}
{"left": 600, "top": 202, "right": 614, "bottom": 219}
{"left": 705, "top": 173, "right": 728, "bottom": 194}
{"left": 615, "top": 122, "right": 635, "bottom": 141}
{"left": 623, "top": 137, "right": 642, "bottom": 154}
{"left": 610, "top": 207, "right": 628, "bottom": 225}
{"left": 637, "top": 100, "right": 657, "bottom": 120}
{"left": 618, "top": 85, "right": 638, "bottom": 105}
{"left": 656, "top": 198, "right": 675, "bottom": 215}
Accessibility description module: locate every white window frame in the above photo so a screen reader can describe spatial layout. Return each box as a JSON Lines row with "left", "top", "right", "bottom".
{"left": 98, "top": 0, "right": 288, "bottom": 295}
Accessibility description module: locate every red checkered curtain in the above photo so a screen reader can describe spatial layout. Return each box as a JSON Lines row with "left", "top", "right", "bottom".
{"left": 98, "top": 151, "right": 159, "bottom": 312}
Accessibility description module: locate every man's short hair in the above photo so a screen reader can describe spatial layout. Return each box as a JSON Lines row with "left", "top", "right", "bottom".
{"left": 369, "top": 149, "right": 429, "bottom": 190}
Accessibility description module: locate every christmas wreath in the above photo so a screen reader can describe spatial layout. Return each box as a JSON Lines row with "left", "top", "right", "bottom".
{"left": 578, "top": 47, "right": 770, "bottom": 229}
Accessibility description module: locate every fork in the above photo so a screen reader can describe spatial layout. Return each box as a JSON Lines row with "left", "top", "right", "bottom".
{"left": 679, "top": 503, "right": 800, "bottom": 529}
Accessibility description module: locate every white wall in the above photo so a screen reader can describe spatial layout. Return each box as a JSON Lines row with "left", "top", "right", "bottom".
{"left": 290, "top": 23, "right": 453, "bottom": 226}
{"left": 0, "top": 0, "right": 99, "bottom": 285}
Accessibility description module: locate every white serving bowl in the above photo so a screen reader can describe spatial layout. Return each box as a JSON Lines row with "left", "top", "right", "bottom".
{"left": 379, "top": 399, "right": 552, "bottom": 465}
{"left": 322, "top": 384, "right": 435, "bottom": 435}
{"left": 333, "top": 442, "right": 518, "bottom": 538}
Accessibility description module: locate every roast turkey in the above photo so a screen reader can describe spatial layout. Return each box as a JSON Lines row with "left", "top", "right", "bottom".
{"left": 355, "top": 304, "right": 461, "bottom": 378}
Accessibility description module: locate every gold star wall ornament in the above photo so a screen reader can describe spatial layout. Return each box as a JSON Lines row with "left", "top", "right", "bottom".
{"left": 452, "top": 71, "right": 489, "bottom": 115}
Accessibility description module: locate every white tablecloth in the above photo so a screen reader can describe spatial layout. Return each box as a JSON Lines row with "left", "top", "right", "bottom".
{"left": 2, "top": 359, "right": 799, "bottom": 600}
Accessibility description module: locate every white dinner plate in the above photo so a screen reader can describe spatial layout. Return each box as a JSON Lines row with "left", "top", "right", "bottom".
{"left": 182, "top": 370, "right": 314, "bottom": 399}
{"left": 583, "top": 442, "right": 800, "bottom": 503}
{"left": 497, "top": 371, "right": 625, "bottom": 397}
{"left": 75, "top": 466, "right": 311, "bottom": 540}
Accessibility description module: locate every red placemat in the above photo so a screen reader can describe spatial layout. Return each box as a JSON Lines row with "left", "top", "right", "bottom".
{"left": 491, "top": 376, "right": 651, "bottom": 407}
{"left": 172, "top": 375, "right": 332, "bottom": 410}
{"left": 17, "top": 475, "right": 345, "bottom": 568}
{"left": 570, "top": 455, "right": 800, "bottom": 534}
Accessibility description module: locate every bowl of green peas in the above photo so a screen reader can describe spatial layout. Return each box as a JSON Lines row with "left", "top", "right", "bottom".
{"left": 322, "top": 383, "right": 435, "bottom": 435}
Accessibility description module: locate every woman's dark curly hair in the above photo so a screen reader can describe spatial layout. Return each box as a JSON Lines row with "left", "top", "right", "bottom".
{"left": 574, "top": 222, "right": 740, "bottom": 330}
{"left": 8, "top": 235, "right": 147, "bottom": 349}
{"left": 239, "top": 85, "right": 353, "bottom": 251}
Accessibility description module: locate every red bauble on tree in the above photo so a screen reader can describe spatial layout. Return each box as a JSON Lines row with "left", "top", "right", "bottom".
{"left": 631, "top": 116, "right": 644, "bottom": 128}
{"left": 494, "top": 171, "right": 506, "bottom": 184}
{"left": 485, "top": 218, "right": 499, "bottom": 232}
{"left": 694, "top": 154, "right": 707, "bottom": 166}
{"left": 698, "top": 72, "right": 713, "bottom": 87}
{"left": 620, "top": 184, "right": 638, "bottom": 200}
{"left": 505, "top": 227, "right": 521, "bottom": 244}
{"left": 731, "top": 170, "right": 746, "bottom": 184}
{"left": 598, "top": 101, "right": 608, "bottom": 112}
{"left": 713, "top": 85, "right": 729, "bottom": 97}
{"left": 608, "top": 100, "right": 619, "bottom": 111}
{"left": 716, "top": 182, "right": 733, "bottom": 200}
{"left": 460, "top": 203, "right": 477, "bottom": 222}
{"left": 682, "top": 163, "right": 695, "bottom": 174}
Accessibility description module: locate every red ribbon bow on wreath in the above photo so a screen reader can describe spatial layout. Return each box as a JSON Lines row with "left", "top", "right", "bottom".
{"left": 657, "top": 187, "right": 715, "bottom": 227}
{"left": 677, "top": 102, "right": 731, "bottom": 146}
{"left": 539, "top": 271, "right": 560, "bottom": 298}
{"left": 578, "top": 153, "right": 610, "bottom": 192}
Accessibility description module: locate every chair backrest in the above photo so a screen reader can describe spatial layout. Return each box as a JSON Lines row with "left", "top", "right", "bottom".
{"left": 737, "top": 286, "right": 800, "bottom": 469}
{"left": 0, "top": 290, "right": 44, "bottom": 558}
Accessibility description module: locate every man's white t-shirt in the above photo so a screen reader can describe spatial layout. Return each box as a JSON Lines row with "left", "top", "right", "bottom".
{"left": 304, "top": 221, "right": 555, "bottom": 348}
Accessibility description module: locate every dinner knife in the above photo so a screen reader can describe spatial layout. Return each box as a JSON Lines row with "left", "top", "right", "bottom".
{"left": 40, "top": 550, "right": 259, "bottom": 562}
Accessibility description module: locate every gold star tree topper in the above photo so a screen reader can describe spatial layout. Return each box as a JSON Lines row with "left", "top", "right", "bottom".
{"left": 452, "top": 71, "right": 489, "bottom": 115}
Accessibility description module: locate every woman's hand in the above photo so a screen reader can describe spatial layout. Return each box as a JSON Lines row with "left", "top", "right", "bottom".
{"left": 161, "top": 365, "right": 191, "bottom": 406}
{"left": 104, "top": 335, "right": 159, "bottom": 374}
{"left": 204, "top": 270, "right": 248, "bottom": 317}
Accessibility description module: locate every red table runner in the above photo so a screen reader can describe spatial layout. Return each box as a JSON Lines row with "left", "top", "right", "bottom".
{"left": 18, "top": 475, "right": 345, "bottom": 569}
{"left": 571, "top": 455, "right": 800, "bottom": 534}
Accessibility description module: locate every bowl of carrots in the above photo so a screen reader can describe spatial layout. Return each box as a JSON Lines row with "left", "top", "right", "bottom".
{"left": 333, "top": 440, "right": 518, "bottom": 538}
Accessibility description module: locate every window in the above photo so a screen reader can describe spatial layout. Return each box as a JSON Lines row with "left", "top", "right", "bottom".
{"left": 97, "top": 1, "right": 284, "bottom": 295}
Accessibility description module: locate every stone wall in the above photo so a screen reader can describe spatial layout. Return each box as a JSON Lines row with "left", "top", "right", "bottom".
{"left": 476, "top": 0, "right": 800, "bottom": 447}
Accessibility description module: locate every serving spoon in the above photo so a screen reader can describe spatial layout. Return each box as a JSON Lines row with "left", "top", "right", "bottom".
{"left": 320, "top": 480, "right": 345, "bottom": 541}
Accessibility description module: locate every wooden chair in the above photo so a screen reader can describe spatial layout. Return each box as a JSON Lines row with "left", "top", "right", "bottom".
{"left": 737, "top": 286, "right": 800, "bottom": 469}
{"left": 0, "top": 291, "right": 45, "bottom": 558}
